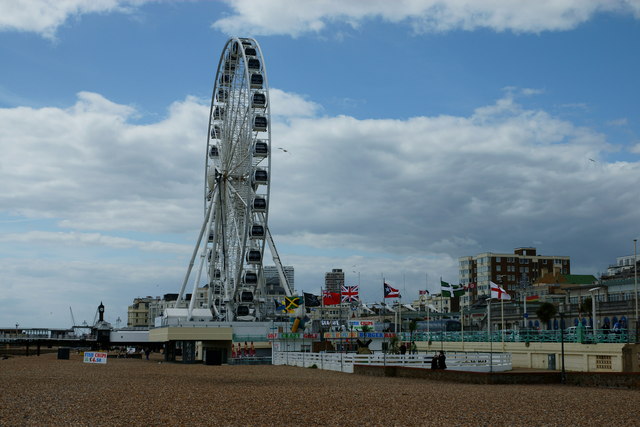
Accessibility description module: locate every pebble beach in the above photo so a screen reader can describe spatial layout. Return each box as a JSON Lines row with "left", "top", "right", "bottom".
{"left": 2, "top": 352, "right": 640, "bottom": 426}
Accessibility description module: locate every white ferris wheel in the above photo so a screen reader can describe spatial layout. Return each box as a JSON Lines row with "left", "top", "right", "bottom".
{"left": 177, "top": 37, "right": 293, "bottom": 322}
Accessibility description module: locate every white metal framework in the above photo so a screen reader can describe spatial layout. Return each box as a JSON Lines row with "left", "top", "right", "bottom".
{"left": 177, "top": 37, "right": 293, "bottom": 322}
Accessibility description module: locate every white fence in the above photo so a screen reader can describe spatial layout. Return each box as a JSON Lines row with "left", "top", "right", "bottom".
{"left": 273, "top": 351, "right": 511, "bottom": 373}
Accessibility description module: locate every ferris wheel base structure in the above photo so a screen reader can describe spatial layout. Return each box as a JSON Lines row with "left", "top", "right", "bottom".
{"left": 173, "top": 37, "right": 294, "bottom": 323}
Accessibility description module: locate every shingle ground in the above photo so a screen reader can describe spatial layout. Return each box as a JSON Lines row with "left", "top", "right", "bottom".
{"left": 1, "top": 352, "right": 639, "bottom": 426}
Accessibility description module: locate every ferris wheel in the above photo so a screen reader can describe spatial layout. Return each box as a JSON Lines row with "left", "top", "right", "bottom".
{"left": 177, "top": 37, "right": 292, "bottom": 322}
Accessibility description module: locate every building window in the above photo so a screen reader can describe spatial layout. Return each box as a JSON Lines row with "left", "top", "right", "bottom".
{"left": 520, "top": 258, "right": 530, "bottom": 264}
{"left": 507, "top": 257, "right": 515, "bottom": 263}
{"left": 494, "top": 257, "right": 501, "bottom": 262}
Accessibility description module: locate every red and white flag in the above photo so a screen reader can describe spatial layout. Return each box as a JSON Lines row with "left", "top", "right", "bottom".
{"left": 384, "top": 282, "right": 401, "bottom": 299}
{"left": 323, "top": 290, "right": 341, "bottom": 306}
{"left": 341, "top": 285, "right": 359, "bottom": 302}
{"left": 490, "top": 282, "right": 511, "bottom": 300}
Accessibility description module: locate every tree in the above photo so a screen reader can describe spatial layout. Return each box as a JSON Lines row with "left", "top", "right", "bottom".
{"left": 409, "top": 319, "right": 418, "bottom": 342}
{"left": 536, "top": 302, "right": 557, "bottom": 330}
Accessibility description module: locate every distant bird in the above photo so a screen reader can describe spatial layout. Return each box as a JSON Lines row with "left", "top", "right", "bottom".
{"left": 277, "top": 147, "right": 289, "bottom": 153}
{"left": 589, "top": 158, "right": 596, "bottom": 162}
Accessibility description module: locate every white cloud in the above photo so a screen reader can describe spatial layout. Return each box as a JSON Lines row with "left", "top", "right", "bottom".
{"left": 0, "top": 0, "right": 151, "bottom": 38}
{"left": 269, "top": 88, "right": 321, "bottom": 118}
{"left": 266, "top": 92, "right": 640, "bottom": 281}
{"left": 0, "top": 231, "right": 190, "bottom": 253}
{"left": 2, "top": 88, "right": 640, "bottom": 327}
{"left": 607, "top": 118, "right": 628, "bottom": 127}
{"left": 0, "top": 91, "right": 208, "bottom": 233}
{"left": 213, "top": 0, "right": 640, "bottom": 36}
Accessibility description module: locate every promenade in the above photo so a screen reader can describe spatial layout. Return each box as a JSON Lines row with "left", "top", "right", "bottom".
{"left": 2, "top": 352, "right": 640, "bottom": 426}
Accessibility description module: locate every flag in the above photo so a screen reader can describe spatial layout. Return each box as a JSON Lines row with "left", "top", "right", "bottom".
{"left": 285, "top": 296, "right": 301, "bottom": 312}
{"left": 526, "top": 295, "right": 540, "bottom": 302}
{"left": 490, "top": 282, "right": 511, "bottom": 300}
{"left": 464, "top": 282, "right": 477, "bottom": 290}
{"left": 303, "top": 292, "right": 321, "bottom": 307}
{"left": 323, "top": 291, "right": 341, "bottom": 306}
{"left": 419, "top": 290, "right": 429, "bottom": 295}
{"left": 274, "top": 299, "right": 286, "bottom": 313}
{"left": 341, "top": 285, "right": 359, "bottom": 302}
{"left": 441, "top": 280, "right": 464, "bottom": 297}
{"left": 384, "top": 282, "right": 401, "bottom": 298}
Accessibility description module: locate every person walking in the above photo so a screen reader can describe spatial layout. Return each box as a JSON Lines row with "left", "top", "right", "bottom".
{"left": 399, "top": 342, "right": 407, "bottom": 355}
{"left": 437, "top": 351, "right": 447, "bottom": 369}
{"left": 430, "top": 353, "right": 438, "bottom": 370}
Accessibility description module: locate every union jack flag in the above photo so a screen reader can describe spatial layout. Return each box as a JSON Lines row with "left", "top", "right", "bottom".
{"left": 341, "top": 285, "right": 359, "bottom": 302}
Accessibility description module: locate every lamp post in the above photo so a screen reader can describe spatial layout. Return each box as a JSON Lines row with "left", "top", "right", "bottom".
{"left": 588, "top": 287, "right": 601, "bottom": 334}
{"left": 559, "top": 307, "right": 566, "bottom": 384}
{"left": 634, "top": 239, "right": 638, "bottom": 342}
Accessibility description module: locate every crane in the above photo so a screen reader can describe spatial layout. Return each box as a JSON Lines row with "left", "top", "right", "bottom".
{"left": 69, "top": 306, "right": 77, "bottom": 328}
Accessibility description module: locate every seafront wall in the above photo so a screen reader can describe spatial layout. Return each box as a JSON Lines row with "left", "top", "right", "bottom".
{"left": 415, "top": 340, "right": 640, "bottom": 372}
{"left": 353, "top": 364, "right": 640, "bottom": 388}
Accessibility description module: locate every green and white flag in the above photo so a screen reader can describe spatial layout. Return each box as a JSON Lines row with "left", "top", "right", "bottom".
{"left": 440, "top": 280, "right": 465, "bottom": 297}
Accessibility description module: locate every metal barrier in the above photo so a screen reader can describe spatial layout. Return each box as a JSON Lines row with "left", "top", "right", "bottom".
{"left": 272, "top": 351, "right": 511, "bottom": 373}
{"left": 398, "top": 329, "right": 632, "bottom": 344}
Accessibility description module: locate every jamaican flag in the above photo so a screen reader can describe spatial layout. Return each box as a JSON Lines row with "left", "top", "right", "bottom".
{"left": 285, "top": 296, "right": 301, "bottom": 312}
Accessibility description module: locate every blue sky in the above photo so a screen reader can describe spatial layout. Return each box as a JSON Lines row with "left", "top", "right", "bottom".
{"left": 0, "top": 0, "right": 639, "bottom": 328}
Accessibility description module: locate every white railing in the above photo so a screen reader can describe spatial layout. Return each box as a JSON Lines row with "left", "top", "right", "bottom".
{"left": 273, "top": 351, "right": 511, "bottom": 373}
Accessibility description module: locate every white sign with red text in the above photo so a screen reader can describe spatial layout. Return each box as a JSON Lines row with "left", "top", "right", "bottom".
{"left": 83, "top": 352, "right": 108, "bottom": 364}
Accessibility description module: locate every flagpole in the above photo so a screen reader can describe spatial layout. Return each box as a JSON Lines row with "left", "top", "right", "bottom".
{"left": 523, "top": 292, "right": 527, "bottom": 329}
{"left": 425, "top": 273, "right": 430, "bottom": 346}
{"left": 488, "top": 297, "right": 493, "bottom": 373}
{"left": 461, "top": 287, "right": 465, "bottom": 352}
{"left": 501, "top": 297, "right": 505, "bottom": 352}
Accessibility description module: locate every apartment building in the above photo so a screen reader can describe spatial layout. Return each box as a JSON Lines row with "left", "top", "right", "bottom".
{"left": 459, "top": 247, "right": 570, "bottom": 306}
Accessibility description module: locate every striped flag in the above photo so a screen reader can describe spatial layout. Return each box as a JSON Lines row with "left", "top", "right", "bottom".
{"left": 341, "top": 285, "right": 359, "bottom": 302}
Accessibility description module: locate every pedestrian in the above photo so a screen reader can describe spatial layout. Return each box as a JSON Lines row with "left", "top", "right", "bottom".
{"left": 231, "top": 345, "right": 237, "bottom": 359}
{"left": 410, "top": 341, "right": 417, "bottom": 354}
{"left": 399, "top": 342, "right": 407, "bottom": 355}
{"left": 144, "top": 348, "right": 151, "bottom": 360}
{"left": 430, "top": 353, "right": 438, "bottom": 370}
{"left": 437, "top": 351, "right": 447, "bottom": 369}
{"left": 250, "top": 341, "right": 256, "bottom": 357}
{"left": 244, "top": 341, "right": 249, "bottom": 357}
{"left": 602, "top": 322, "right": 610, "bottom": 335}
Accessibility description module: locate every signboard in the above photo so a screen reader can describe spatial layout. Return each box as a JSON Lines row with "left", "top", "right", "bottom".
{"left": 268, "top": 333, "right": 319, "bottom": 340}
{"left": 323, "top": 332, "right": 394, "bottom": 339}
{"left": 321, "top": 319, "right": 340, "bottom": 327}
{"left": 83, "top": 352, "right": 108, "bottom": 364}
{"left": 347, "top": 320, "right": 375, "bottom": 331}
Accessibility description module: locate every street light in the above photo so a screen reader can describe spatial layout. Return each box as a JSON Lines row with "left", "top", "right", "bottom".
{"left": 588, "top": 287, "right": 601, "bottom": 334}
{"left": 558, "top": 306, "right": 566, "bottom": 384}
{"left": 634, "top": 239, "right": 638, "bottom": 342}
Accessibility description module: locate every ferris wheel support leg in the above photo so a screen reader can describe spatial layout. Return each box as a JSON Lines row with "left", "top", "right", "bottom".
{"left": 265, "top": 226, "right": 294, "bottom": 297}
{"left": 177, "top": 187, "right": 217, "bottom": 307}
{"left": 187, "top": 252, "right": 207, "bottom": 320}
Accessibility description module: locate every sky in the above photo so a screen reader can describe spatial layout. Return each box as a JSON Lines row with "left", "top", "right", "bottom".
{"left": 1, "top": 0, "right": 639, "bottom": 328}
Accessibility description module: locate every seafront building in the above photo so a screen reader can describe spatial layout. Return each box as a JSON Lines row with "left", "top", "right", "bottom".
{"left": 324, "top": 268, "right": 344, "bottom": 293}
{"left": 458, "top": 247, "right": 571, "bottom": 308}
